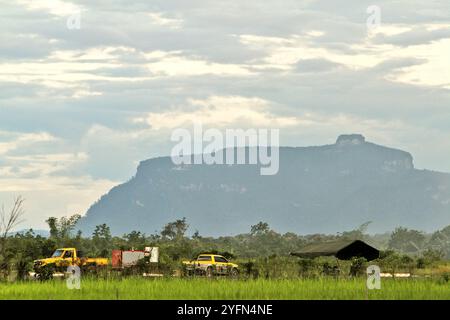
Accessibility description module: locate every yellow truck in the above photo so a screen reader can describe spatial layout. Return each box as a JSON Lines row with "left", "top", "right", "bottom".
{"left": 182, "top": 254, "right": 239, "bottom": 277}
{"left": 33, "top": 248, "right": 108, "bottom": 278}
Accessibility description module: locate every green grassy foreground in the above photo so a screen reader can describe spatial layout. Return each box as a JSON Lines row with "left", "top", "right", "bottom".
{"left": 0, "top": 277, "right": 449, "bottom": 300}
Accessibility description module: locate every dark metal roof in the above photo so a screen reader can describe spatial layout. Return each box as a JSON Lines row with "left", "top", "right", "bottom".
{"left": 290, "top": 239, "right": 379, "bottom": 260}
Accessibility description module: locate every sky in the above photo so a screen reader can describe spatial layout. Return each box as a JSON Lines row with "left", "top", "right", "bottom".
{"left": 1, "top": 0, "right": 450, "bottom": 230}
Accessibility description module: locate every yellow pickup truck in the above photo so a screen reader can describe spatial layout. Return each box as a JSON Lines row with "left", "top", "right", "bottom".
{"left": 33, "top": 248, "right": 108, "bottom": 278}
{"left": 182, "top": 254, "right": 239, "bottom": 277}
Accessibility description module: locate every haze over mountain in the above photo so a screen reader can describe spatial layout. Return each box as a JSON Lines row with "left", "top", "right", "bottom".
{"left": 77, "top": 134, "right": 450, "bottom": 236}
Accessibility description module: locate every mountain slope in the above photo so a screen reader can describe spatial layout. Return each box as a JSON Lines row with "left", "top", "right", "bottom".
{"left": 77, "top": 134, "right": 450, "bottom": 236}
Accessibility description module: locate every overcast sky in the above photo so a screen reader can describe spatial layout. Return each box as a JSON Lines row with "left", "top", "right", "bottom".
{"left": 1, "top": 0, "right": 450, "bottom": 230}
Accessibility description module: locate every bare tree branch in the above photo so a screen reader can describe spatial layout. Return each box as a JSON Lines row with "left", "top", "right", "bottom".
{"left": 0, "top": 196, "right": 26, "bottom": 246}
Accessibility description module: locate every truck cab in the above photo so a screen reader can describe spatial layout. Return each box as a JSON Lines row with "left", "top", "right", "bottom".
{"left": 33, "top": 248, "right": 108, "bottom": 277}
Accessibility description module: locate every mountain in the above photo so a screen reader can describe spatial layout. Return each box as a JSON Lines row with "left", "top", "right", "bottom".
{"left": 77, "top": 134, "right": 450, "bottom": 236}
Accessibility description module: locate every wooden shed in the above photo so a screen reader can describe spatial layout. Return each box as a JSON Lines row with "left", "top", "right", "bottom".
{"left": 290, "top": 239, "right": 379, "bottom": 261}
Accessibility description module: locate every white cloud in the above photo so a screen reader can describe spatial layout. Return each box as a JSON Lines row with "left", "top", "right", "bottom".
{"left": 0, "top": 47, "right": 254, "bottom": 98}
{"left": 134, "top": 95, "right": 300, "bottom": 129}
{"left": 0, "top": 131, "right": 57, "bottom": 155}
{"left": 145, "top": 52, "right": 253, "bottom": 77}
{"left": 147, "top": 12, "right": 183, "bottom": 29}
{"left": 2, "top": 0, "right": 450, "bottom": 230}
{"left": 387, "top": 38, "right": 450, "bottom": 88}
{"left": 240, "top": 23, "right": 450, "bottom": 88}
{"left": 16, "top": 0, "right": 82, "bottom": 17}
{"left": 0, "top": 176, "right": 117, "bottom": 230}
{"left": 0, "top": 130, "right": 115, "bottom": 229}
{"left": 240, "top": 34, "right": 382, "bottom": 70}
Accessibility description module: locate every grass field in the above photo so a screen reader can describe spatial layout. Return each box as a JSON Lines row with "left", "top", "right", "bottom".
{"left": 0, "top": 277, "right": 449, "bottom": 300}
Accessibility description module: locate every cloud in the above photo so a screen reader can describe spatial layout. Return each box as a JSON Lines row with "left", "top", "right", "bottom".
{"left": 147, "top": 12, "right": 183, "bottom": 29}
{"left": 144, "top": 52, "right": 253, "bottom": 77}
{"left": 294, "top": 58, "right": 344, "bottom": 73}
{"left": 134, "top": 95, "right": 300, "bottom": 129}
{"left": 373, "top": 25, "right": 450, "bottom": 47}
{"left": 1, "top": 0, "right": 450, "bottom": 228}
{"left": 0, "top": 129, "right": 116, "bottom": 230}
{"left": 387, "top": 39, "right": 450, "bottom": 88}
{"left": 0, "top": 131, "right": 57, "bottom": 155}
{"left": 239, "top": 27, "right": 450, "bottom": 88}
{"left": 0, "top": 176, "right": 117, "bottom": 230}
{"left": 16, "top": 0, "right": 82, "bottom": 17}
{"left": 0, "top": 46, "right": 255, "bottom": 98}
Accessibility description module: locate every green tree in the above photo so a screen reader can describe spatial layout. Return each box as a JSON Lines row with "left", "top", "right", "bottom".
{"left": 250, "top": 222, "right": 270, "bottom": 236}
{"left": 161, "top": 218, "right": 189, "bottom": 241}
{"left": 427, "top": 225, "right": 450, "bottom": 259}
{"left": 123, "top": 231, "right": 146, "bottom": 249}
{"left": 340, "top": 221, "right": 372, "bottom": 240}
{"left": 388, "top": 227, "right": 425, "bottom": 254}
{"left": 45, "top": 214, "right": 81, "bottom": 246}
{"left": 92, "top": 224, "right": 112, "bottom": 257}
{"left": 46, "top": 217, "right": 58, "bottom": 239}
{"left": 192, "top": 230, "right": 201, "bottom": 239}
{"left": 9, "top": 229, "right": 55, "bottom": 280}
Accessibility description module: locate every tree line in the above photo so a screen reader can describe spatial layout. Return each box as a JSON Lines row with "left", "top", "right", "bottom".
{"left": 0, "top": 197, "right": 449, "bottom": 280}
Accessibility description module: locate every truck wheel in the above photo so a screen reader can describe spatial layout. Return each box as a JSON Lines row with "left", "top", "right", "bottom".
{"left": 230, "top": 268, "right": 239, "bottom": 278}
{"left": 205, "top": 267, "right": 214, "bottom": 278}
{"left": 185, "top": 269, "right": 194, "bottom": 277}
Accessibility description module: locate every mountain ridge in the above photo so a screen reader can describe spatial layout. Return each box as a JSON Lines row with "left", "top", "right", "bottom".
{"left": 77, "top": 135, "right": 450, "bottom": 236}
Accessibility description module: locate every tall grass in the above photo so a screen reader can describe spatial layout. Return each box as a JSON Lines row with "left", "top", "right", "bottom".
{"left": 0, "top": 277, "right": 448, "bottom": 300}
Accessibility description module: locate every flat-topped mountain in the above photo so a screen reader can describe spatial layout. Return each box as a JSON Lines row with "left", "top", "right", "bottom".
{"left": 77, "top": 135, "right": 450, "bottom": 236}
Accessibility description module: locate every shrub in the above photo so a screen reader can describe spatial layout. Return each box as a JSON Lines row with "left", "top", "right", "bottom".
{"left": 349, "top": 257, "right": 367, "bottom": 277}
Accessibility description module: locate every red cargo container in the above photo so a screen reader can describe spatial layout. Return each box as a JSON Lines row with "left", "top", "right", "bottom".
{"left": 111, "top": 250, "right": 146, "bottom": 268}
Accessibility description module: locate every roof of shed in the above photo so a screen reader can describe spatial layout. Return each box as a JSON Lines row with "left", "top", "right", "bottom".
{"left": 290, "top": 239, "right": 377, "bottom": 258}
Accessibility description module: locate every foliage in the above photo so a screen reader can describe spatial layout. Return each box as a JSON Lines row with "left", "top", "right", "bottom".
{"left": 388, "top": 227, "right": 426, "bottom": 254}
{"left": 92, "top": 224, "right": 112, "bottom": 257}
{"left": 1, "top": 277, "right": 449, "bottom": 300}
{"left": 161, "top": 218, "right": 188, "bottom": 241}
{"left": 427, "top": 226, "right": 450, "bottom": 259}
{"left": 250, "top": 222, "right": 270, "bottom": 236}
{"left": 46, "top": 214, "right": 81, "bottom": 246}
{"left": 349, "top": 257, "right": 367, "bottom": 277}
{"left": 0, "top": 212, "right": 449, "bottom": 282}
{"left": 339, "top": 221, "right": 372, "bottom": 241}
